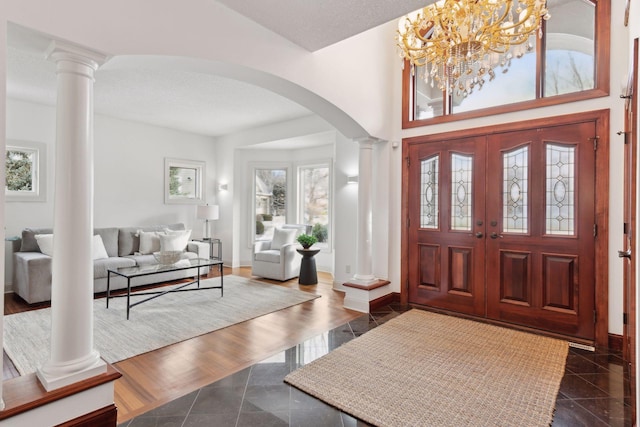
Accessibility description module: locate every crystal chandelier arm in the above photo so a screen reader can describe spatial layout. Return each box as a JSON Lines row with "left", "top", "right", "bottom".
{"left": 496, "top": 5, "right": 538, "bottom": 34}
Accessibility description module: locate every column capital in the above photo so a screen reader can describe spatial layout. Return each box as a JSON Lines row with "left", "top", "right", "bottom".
{"left": 45, "top": 40, "right": 110, "bottom": 73}
{"left": 354, "top": 136, "right": 385, "bottom": 149}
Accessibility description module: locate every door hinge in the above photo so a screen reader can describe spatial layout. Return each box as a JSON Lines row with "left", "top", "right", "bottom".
{"left": 593, "top": 310, "right": 597, "bottom": 324}
{"left": 624, "top": 222, "right": 628, "bottom": 235}
{"left": 406, "top": 157, "right": 410, "bottom": 167}
{"left": 407, "top": 217, "right": 410, "bottom": 228}
{"left": 623, "top": 312, "right": 629, "bottom": 325}
{"left": 593, "top": 224, "right": 597, "bottom": 237}
{"left": 618, "top": 130, "right": 630, "bottom": 144}
{"left": 589, "top": 136, "right": 599, "bottom": 150}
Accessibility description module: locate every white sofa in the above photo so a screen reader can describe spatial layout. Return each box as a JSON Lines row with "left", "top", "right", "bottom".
{"left": 252, "top": 224, "right": 311, "bottom": 281}
{"left": 12, "top": 223, "right": 210, "bottom": 304}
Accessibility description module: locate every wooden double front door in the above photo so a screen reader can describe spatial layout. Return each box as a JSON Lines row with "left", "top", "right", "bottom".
{"left": 406, "top": 119, "right": 598, "bottom": 341}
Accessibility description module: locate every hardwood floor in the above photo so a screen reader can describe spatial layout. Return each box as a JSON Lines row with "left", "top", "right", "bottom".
{"left": 3, "top": 267, "right": 363, "bottom": 424}
{"left": 5, "top": 268, "right": 632, "bottom": 426}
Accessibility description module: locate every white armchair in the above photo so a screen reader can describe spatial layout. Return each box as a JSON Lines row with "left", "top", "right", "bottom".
{"left": 252, "top": 224, "right": 311, "bottom": 281}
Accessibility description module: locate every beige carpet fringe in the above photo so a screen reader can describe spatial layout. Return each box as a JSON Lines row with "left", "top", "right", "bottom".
{"left": 285, "top": 309, "right": 568, "bottom": 427}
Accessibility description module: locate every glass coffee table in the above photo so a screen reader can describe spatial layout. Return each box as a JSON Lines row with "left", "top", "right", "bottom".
{"left": 106, "top": 257, "right": 224, "bottom": 319}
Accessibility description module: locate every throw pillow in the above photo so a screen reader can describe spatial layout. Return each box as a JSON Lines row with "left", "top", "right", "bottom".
{"left": 137, "top": 230, "right": 164, "bottom": 254}
{"left": 270, "top": 228, "right": 297, "bottom": 250}
{"left": 34, "top": 234, "right": 54, "bottom": 257}
{"left": 35, "top": 234, "right": 112, "bottom": 259}
{"left": 92, "top": 235, "right": 109, "bottom": 260}
{"left": 159, "top": 229, "right": 192, "bottom": 252}
{"left": 21, "top": 228, "right": 52, "bottom": 252}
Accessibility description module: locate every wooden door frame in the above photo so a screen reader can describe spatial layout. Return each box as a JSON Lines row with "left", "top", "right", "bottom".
{"left": 401, "top": 109, "right": 610, "bottom": 347}
{"left": 622, "top": 37, "right": 638, "bottom": 424}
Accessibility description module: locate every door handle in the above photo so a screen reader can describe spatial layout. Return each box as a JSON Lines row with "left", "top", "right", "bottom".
{"left": 618, "top": 249, "right": 632, "bottom": 259}
{"left": 490, "top": 232, "right": 503, "bottom": 239}
{"left": 475, "top": 232, "right": 484, "bottom": 238}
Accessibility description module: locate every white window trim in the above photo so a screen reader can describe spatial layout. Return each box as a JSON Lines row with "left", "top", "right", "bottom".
{"left": 5, "top": 140, "right": 47, "bottom": 202}
{"left": 249, "top": 162, "right": 292, "bottom": 247}
{"left": 296, "top": 159, "right": 333, "bottom": 253}
{"left": 164, "top": 158, "right": 206, "bottom": 205}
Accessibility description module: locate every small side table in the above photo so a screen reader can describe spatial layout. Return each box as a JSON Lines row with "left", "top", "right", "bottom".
{"left": 192, "top": 238, "right": 222, "bottom": 260}
{"left": 297, "top": 248, "right": 320, "bottom": 285}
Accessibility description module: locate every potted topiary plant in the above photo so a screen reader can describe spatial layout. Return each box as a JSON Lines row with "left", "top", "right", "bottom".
{"left": 297, "top": 234, "right": 317, "bottom": 249}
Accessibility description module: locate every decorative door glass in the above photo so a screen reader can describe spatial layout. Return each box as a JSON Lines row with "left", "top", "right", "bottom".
{"left": 503, "top": 146, "right": 529, "bottom": 233}
{"left": 546, "top": 144, "right": 575, "bottom": 235}
{"left": 451, "top": 153, "right": 473, "bottom": 231}
{"left": 420, "top": 156, "right": 439, "bottom": 229}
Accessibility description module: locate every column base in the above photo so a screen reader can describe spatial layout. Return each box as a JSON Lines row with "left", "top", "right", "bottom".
{"left": 348, "top": 274, "right": 378, "bottom": 286}
{"left": 343, "top": 279, "right": 391, "bottom": 313}
{"left": 37, "top": 350, "right": 106, "bottom": 392}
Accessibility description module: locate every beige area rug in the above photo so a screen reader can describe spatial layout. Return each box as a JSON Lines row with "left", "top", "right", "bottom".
{"left": 285, "top": 309, "right": 568, "bottom": 427}
{"left": 4, "top": 275, "right": 319, "bottom": 375}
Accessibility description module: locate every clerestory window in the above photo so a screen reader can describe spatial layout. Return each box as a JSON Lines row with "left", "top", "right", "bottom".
{"left": 403, "top": 0, "right": 609, "bottom": 127}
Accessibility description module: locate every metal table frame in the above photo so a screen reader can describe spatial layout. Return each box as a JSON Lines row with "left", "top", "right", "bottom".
{"left": 106, "top": 257, "right": 224, "bottom": 319}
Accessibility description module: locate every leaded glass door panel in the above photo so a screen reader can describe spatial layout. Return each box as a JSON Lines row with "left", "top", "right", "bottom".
{"left": 485, "top": 122, "right": 596, "bottom": 340}
{"left": 407, "top": 136, "right": 487, "bottom": 316}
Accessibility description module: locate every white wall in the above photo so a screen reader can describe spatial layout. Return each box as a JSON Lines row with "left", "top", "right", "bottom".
{"left": 4, "top": 98, "right": 217, "bottom": 289}
{"left": 93, "top": 114, "right": 216, "bottom": 231}
{"left": 332, "top": 133, "right": 359, "bottom": 288}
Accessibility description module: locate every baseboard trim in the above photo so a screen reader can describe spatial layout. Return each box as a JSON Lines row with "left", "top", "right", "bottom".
{"left": 370, "top": 292, "right": 400, "bottom": 311}
{"left": 608, "top": 333, "right": 623, "bottom": 352}
{"left": 57, "top": 404, "right": 118, "bottom": 427}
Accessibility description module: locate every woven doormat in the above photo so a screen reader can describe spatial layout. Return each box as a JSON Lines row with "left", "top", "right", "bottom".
{"left": 285, "top": 309, "right": 568, "bottom": 427}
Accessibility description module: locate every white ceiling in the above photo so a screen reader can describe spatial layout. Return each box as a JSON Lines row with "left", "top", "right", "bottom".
{"left": 6, "top": 1, "right": 426, "bottom": 140}
{"left": 216, "top": 0, "right": 429, "bottom": 52}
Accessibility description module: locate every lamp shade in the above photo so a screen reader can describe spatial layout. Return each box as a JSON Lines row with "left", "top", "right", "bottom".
{"left": 197, "top": 204, "right": 219, "bottom": 220}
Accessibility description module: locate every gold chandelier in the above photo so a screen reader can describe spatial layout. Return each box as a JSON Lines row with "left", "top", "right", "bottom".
{"left": 397, "top": 0, "right": 550, "bottom": 97}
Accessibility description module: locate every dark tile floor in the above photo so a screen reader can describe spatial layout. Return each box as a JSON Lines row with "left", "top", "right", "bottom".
{"left": 119, "top": 306, "right": 633, "bottom": 427}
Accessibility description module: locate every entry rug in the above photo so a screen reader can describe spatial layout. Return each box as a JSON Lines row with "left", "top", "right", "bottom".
{"left": 285, "top": 309, "right": 568, "bottom": 427}
{"left": 5, "top": 275, "right": 319, "bottom": 375}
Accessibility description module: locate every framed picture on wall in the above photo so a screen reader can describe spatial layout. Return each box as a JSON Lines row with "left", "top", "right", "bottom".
{"left": 164, "top": 158, "right": 206, "bottom": 204}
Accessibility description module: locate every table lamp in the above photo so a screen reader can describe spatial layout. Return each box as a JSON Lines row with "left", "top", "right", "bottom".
{"left": 196, "top": 204, "right": 219, "bottom": 240}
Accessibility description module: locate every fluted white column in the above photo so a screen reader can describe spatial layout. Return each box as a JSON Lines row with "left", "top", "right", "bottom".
{"left": 37, "top": 41, "right": 109, "bottom": 391}
{"left": 351, "top": 138, "right": 377, "bottom": 285}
